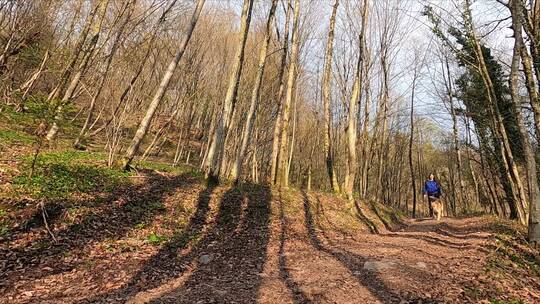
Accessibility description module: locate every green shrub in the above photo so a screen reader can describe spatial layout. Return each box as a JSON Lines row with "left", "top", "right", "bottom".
{"left": 147, "top": 232, "right": 168, "bottom": 245}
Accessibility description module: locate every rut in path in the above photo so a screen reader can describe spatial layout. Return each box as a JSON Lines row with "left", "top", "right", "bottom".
{"left": 1, "top": 182, "right": 538, "bottom": 304}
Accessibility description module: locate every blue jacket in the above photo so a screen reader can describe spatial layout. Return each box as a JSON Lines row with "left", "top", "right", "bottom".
{"left": 423, "top": 180, "right": 441, "bottom": 196}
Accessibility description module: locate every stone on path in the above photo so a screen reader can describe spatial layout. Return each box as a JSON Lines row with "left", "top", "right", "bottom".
{"left": 198, "top": 254, "right": 213, "bottom": 265}
{"left": 363, "top": 260, "right": 396, "bottom": 271}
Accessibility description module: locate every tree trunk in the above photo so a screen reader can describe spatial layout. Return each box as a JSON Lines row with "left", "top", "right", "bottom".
{"left": 286, "top": 91, "right": 298, "bottom": 183}
{"left": 231, "top": 0, "right": 278, "bottom": 182}
{"left": 122, "top": 0, "right": 205, "bottom": 170}
{"left": 276, "top": 0, "right": 301, "bottom": 188}
{"left": 270, "top": 2, "right": 291, "bottom": 185}
{"left": 444, "top": 56, "right": 466, "bottom": 212}
{"left": 465, "top": 117, "right": 481, "bottom": 209}
{"left": 510, "top": 0, "right": 540, "bottom": 241}
{"left": 360, "top": 67, "right": 372, "bottom": 198}
{"left": 203, "top": 0, "right": 254, "bottom": 181}
{"left": 376, "top": 59, "right": 390, "bottom": 201}
{"left": 322, "top": 0, "right": 341, "bottom": 193}
{"left": 345, "top": 0, "right": 369, "bottom": 201}
{"left": 409, "top": 67, "right": 418, "bottom": 217}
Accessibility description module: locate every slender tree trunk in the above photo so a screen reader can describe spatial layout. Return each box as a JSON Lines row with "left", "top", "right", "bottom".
{"left": 376, "top": 60, "right": 390, "bottom": 201}
{"left": 19, "top": 49, "right": 50, "bottom": 103}
{"left": 360, "top": 74, "right": 371, "bottom": 198}
{"left": 276, "top": 0, "right": 301, "bottom": 188}
{"left": 122, "top": 0, "right": 205, "bottom": 170}
{"left": 465, "top": 117, "right": 481, "bottom": 208}
{"left": 203, "top": 0, "right": 254, "bottom": 180}
{"left": 409, "top": 67, "right": 418, "bottom": 217}
{"left": 345, "top": 0, "right": 369, "bottom": 201}
{"left": 270, "top": 2, "right": 291, "bottom": 185}
{"left": 286, "top": 91, "right": 298, "bottom": 183}
{"left": 444, "top": 56, "right": 466, "bottom": 212}
{"left": 322, "top": 0, "right": 341, "bottom": 193}
{"left": 231, "top": 0, "right": 278, "bottom": 182}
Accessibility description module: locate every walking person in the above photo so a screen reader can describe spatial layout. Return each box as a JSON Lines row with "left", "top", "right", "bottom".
{"left": 422, "top": 173, "right": 442, "bottom": 218}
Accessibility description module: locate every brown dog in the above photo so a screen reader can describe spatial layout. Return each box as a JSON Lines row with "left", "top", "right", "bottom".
{"left": 429, "top": 196, "right": 444, "bottom": 221}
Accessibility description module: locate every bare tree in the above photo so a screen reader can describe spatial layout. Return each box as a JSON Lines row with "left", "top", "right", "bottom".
{"left": 322, "top": 0, "right": 341, "bottom": 193}
{"left": 203, "top": 0, "right": 254, "bottom": 181}
{"left": 231, "top": 0, "right": 278, "bottom": 183}
{"left": 276, "top": 0, "right": 301, "bottom": 188}
{"left": 122, "top": 0, "right": 206, "bottom": 170}
{"left": 46, "top": 0, "right": 110, "bottom": 141}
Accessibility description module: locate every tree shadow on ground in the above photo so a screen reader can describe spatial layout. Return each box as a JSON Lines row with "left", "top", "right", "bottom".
{"left": 87, "top": 182, "right": 272, "bottom": 304}
{"left": 299, "top": 190, "right": 435, "bottom": 304}
{"left": 0, "top": 171, "right": 199, "bottom": 292}
{"left": 381, "top": 232, "right": 479, "bottom": 250}
{"left": 278, "top": 192, "right": 313, "bottom": 303}
{"left": 410, "top": 219, "right": 488, "bottom": 231}
{"left": 400, "top": 220, "right": 491, "bottom": 241}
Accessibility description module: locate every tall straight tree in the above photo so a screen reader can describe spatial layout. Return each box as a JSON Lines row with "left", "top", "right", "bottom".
{"left": 276, "top": 0, "right": 301, "bottom": 188}
{"left": 345, "top": 0, "right": 369, "bottom": 200}
{"left": 231, "top": 0, "right": 278, "bottom": 183}
{"left": 444, "top": 54, "right": 466, "bottom": 212}
{"left": 122, "top": 0, "right": 206, "bottom": 170}
{"left": 203, "top": 0, "right": 254, "bottom": 181}
{"left": 270, "top": 1, "right": 291, "bottom": 185}
{"left": 375, "top": 0, "right": 393, "bottom": 200}
{"left": 322, "top": 0, "right": 340, "bottom": 193}
{"left": 409, "top": 57, "right": 419, "bottom": 217}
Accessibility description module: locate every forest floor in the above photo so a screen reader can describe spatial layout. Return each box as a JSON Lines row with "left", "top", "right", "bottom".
{"left": 1, "top": 166, "right": 539, "bottom": 304}
{"left": 1, "top": 106, "right": 539, "bottom": 303}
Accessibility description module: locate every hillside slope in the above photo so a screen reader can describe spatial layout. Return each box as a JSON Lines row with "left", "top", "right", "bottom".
{"left": 1, "top": 165, "right": 539, "bottom": 303}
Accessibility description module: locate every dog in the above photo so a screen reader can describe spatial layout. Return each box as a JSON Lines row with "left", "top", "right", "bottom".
{"left": 429, "top": 196, "right": 444, "bottom": 221}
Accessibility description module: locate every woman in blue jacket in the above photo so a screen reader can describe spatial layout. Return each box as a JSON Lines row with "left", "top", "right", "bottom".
{"left": 422, "top": 173, "right": 442, "bottom": 217}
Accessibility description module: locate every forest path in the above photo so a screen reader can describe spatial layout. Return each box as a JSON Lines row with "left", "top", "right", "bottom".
{"left": 1, "top": 176, "right": 538, "bottom": 303}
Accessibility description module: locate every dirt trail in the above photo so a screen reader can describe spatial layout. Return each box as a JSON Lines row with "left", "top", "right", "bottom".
{"left": 1, "top": 179, "right": 539, "bottom": 303}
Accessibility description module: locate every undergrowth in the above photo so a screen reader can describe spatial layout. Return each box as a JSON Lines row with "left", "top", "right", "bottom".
{"left": 0, "top": 129, "right": 35, "bottom": 145}
{"left": 479, "top": 220, "right": 540, "bottom": 303}
{"left": 486, "top": 221, "right": 540, "bottom": 277}
{"left": 10, "top": 151, "right": 130, "bottom": 200}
